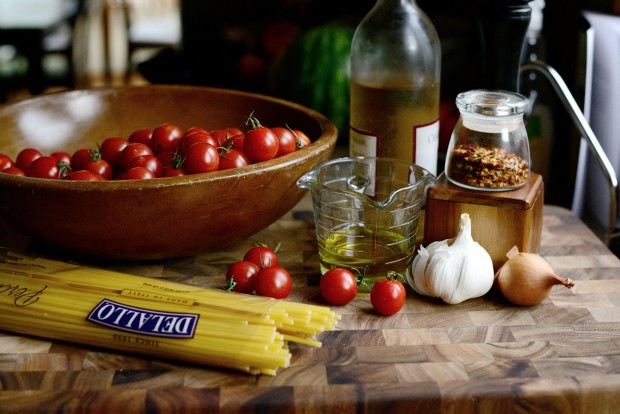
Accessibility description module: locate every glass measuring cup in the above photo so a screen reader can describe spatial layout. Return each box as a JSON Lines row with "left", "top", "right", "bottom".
{"left": 297, "top": 157, "right": 435, "bottom": 291}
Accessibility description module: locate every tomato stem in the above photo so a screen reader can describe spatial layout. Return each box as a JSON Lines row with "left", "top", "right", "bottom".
{"left": 225, "top": 276, "right": 237, "bottom": 291}
{"left": 245, "top": 111, "right": 262, "bottom": 130}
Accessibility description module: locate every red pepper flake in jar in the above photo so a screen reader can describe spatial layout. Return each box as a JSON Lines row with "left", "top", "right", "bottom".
{"left": 445, "top": 89, "right": 531, "bottom": 191}
{"left": 448, "top": 143, "right": 529, "bottom": 189}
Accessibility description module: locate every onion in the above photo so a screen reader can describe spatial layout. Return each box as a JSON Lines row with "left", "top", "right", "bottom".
{"left": 495, "top": 247, "right": 574, "bottom": 306}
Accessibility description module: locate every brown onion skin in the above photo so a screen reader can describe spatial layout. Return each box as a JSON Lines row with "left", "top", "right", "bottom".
{"left": 495, "top": 252, "right": 574, "bottom": 306}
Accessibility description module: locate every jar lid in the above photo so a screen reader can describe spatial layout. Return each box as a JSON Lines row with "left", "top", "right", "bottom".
{"left": 456, "top": 89, "right": 529, "bottom": 116}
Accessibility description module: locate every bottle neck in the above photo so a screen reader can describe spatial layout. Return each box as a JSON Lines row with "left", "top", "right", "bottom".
{"left": 374, "top": 0, "right": 418, "bottom": 9}
{"left": 476, "top": 0, "right": 532, "bottom": 92}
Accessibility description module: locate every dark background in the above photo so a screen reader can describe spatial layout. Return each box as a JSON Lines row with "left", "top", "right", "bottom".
{"left": 137, "top": 0, "right": 618, "bottom": 210}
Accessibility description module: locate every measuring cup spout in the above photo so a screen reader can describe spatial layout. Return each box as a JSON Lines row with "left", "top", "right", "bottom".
{"left": 296, "top": 170, "right": 316, "bottom": 190}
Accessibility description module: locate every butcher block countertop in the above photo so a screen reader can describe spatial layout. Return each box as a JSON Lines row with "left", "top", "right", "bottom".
{"left": 1, "top": 203, "right": 620, "bottom": 414}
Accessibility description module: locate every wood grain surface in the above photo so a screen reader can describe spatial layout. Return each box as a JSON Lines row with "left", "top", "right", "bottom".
{"left": 1, "top": 203, "right": 620, "bottom": 414}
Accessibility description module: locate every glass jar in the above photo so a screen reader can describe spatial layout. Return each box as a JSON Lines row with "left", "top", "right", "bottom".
{"left": 445, "top": 89, "right": 530, "bottom": 191}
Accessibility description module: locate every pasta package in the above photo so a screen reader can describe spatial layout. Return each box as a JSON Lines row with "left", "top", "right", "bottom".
{"left": 0, "top": 248, "right": 340, "bottom": 375}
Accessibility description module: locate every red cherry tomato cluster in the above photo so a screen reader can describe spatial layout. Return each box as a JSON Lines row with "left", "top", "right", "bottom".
{"left": 0, "top": 114, "right": 312, "bottom": 180}
{"left": 319, "top": 268, "right": 406, "bottom": 316}
{"left": 226, "top": 243, "right": 292, "bottom": 299}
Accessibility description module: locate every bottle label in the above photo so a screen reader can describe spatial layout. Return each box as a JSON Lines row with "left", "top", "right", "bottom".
{"left": 349, "top": 119, "right": 439, "bottom": 175}
{"left": 414, "top": 120, "right": 439, "bottom": 175}
{"left": 349, "top": 127, "right": 378, "bottom": 158}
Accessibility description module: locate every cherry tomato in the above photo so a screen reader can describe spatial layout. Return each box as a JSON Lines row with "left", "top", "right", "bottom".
{"left": 178, "top": 129, "right": 217, "bottom": 156}
{"left": 218, "top": 148, "right": 250, "bottom": 170}
{"left": 293, "top": 129, "right": 311, "bottom": 148}
{"left": 51, "top": 151, "right": 71, "bottom": 165}
{"left": 0, "top": 153, "right": 14, "bottom": 171}
{"left": 122, "top": 166, "right": 156, "bottom": 180}
{"left": 27, "top": 156, "right": 60, "bottom": 179}
{"left": 184, "top": 126, "right": 210, "bottom": 136}
{"left": 1, "top": 166, "right": 25, "bottom": 176}
{"left": 211, "top": 128, "right": 244, "bottom": 150}
{"left": 244, "top": 127, "right": 279, "bottom": 163}
{"left": 16, "top": 148, "right": 43, "bottom": 171}
{"left": 226, "top": 260, "right": 260, "bottom": 294}
{"left": 127, "top": 155, "right": 163, "bottom": 177}
{"left": 157, "top": 151, "right": 176, "bottom": 167}
{"left": 244, "top": 245, "right": 279, "bottom": 268}
{"left": 100, "top": 137, "right": 130, "bottom": 170}
{"left": 272, "top": 127, "right": 297, "bottom": 157}
{"left": 77, "top": 149, "right": 112, "bottom": 180}
{"left": 320, "top": 268, "right": 358, "bottom": 305}
{"left": 370, "top": 273, "right": 406, "bottom": 316}
{"left": 65, "top": 170, "right": 105, "bottom": 181}
{"left": 161, "top": 165, "right": 186, "bottom": 177}
{"left": 121, "top": 143, "right": 153, "bottom": 170}
{"left": 226, "top": 133, "right": 245, "bottom": 151}
{"left": 70, "top": 148, "right": 92, "bottom": 171}
{"left": 151, "top": 123, "right": 183, "bottom": 154}
{"left": 128, "top": 128, "right": 153, "bottom": 146}
{"left": 254, "top": 265, "right": 292, "bottom": 299}
{"left": 183, "top": 142, "right": 219, "bottom": 174}
{"left": 83, "top": 158, "right": 113, "bottom": 180}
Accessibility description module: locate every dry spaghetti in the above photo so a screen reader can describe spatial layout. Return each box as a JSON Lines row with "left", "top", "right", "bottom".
{"left": 0, "top": 249, "right": 340, "bottom": 375}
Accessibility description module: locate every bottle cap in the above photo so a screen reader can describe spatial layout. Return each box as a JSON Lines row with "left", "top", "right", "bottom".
{"left": 528, "top": 0, "right": 545, "bottom": 34}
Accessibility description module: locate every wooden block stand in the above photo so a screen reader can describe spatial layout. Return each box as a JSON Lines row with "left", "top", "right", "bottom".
{"left": 423, "top": 172, "right": 544, "bottom": 271}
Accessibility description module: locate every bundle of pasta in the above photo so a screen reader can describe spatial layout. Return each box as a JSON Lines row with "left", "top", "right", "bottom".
{"left": 0, "top": 248, "right": 340, "bottom": 376}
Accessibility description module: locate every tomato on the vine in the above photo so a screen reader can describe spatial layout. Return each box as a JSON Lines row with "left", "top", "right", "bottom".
{"left": 254, "top": 265, "right": 292, "bottom": 299}
{"left": 370, "top": 273, "right": 406, "bottom": 316}
{"left": 320, "top": 268, "right": 358, "bottom": 305}
{"left": 244, "top": 244, "right": 279, "bottom": 268}
{"left": 226, "top": 260, "right": 260, "bottom": 294}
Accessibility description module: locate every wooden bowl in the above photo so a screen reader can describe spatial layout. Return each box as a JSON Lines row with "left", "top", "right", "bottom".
{"left": 0, "top": 85, "right": 337, "bottom": 260}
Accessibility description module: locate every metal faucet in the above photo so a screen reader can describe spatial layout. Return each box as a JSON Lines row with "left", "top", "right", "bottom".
{"left": 520, "top": 61, "right": 619, "bottom": 245}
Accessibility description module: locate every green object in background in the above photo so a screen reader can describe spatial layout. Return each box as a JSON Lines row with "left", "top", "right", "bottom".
{"left": 272, "top": 21, "right": 355, "bottom": 143}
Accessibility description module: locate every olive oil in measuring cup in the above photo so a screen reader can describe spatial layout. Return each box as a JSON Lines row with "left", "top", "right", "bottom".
{"left": 297, "top": 157, "right": 435, "bottom": 292}
{"left": 319, "top": 223, "right": 414, "bottom": 290}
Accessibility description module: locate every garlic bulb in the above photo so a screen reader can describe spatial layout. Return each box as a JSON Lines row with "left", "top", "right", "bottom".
{"left": 407, "top": 213, "right": 494, "bottom": 304}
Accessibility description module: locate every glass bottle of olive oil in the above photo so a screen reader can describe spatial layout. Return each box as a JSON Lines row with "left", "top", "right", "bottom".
{"left": 349, "top": 0, "right": 441, "bottom": 175}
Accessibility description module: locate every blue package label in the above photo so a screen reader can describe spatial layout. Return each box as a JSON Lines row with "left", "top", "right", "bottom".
{"left": 87, "top": 299, "right": 199, "bottom": 338}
